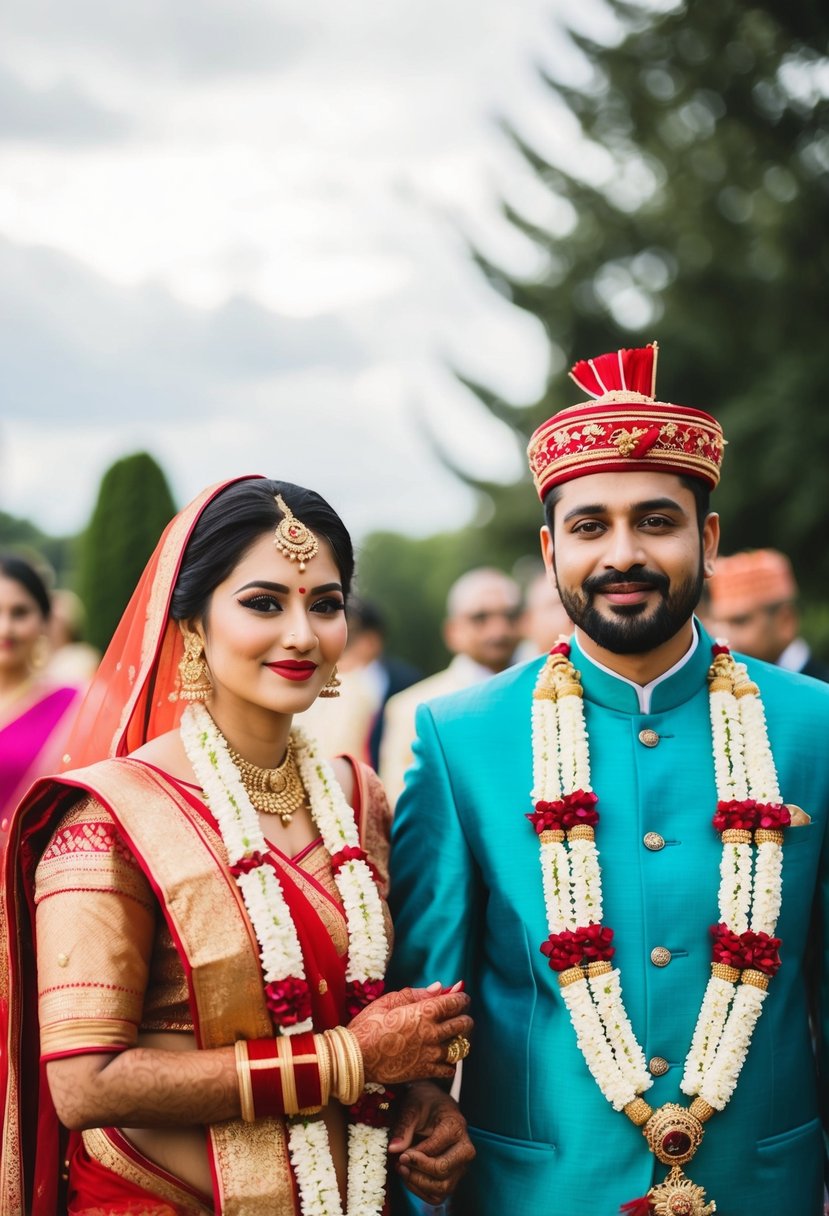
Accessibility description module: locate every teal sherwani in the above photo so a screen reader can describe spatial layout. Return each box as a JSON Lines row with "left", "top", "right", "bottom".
{"left": 389, "top": 625, "right": 828, "bottom": 1215}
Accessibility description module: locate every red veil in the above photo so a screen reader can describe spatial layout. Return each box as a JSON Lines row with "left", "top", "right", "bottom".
{"left": 62, "top": 475, "right": 263, "bottom": 767}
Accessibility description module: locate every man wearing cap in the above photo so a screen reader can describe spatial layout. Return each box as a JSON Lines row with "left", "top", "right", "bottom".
{"left": 388, "top": 344, "right": 828, "bottom": 1215}
{"left": 705, "top": 549, "right": 829, "bottom": 682}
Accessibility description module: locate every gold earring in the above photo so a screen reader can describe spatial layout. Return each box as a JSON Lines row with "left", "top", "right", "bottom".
{"left": 318, "top": 666, "right": 341, "bottom": 698}
{"left": 178, "top": 633, "right": 212, "bottom": 702}
{"left": 31, "top": 634, "right": 50, "bottom": 672}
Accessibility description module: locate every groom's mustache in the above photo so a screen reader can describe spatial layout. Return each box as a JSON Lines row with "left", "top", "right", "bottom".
{"left": 582, "top": 567, "right": 671, "bottom": 597}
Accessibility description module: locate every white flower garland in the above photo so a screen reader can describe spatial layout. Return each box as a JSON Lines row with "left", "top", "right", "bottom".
{"left": 346, "top": 1118, "right": 390, "bottom": 1215}
{"left": 181, "top": 703, "right": 390, "bottom": 1216}
{"left": 530, "top": 641, "right": 786, "bottom": 1160}
{"left": 681, "top": 654, "right": 782, "bottom": 1108}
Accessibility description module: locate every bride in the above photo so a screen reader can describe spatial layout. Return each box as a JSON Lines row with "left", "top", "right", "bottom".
{"left": 1, "top": 476, "right": 473, "bottom": 1216}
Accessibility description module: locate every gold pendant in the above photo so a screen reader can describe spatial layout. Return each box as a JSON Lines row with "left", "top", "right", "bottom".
{"left": 648, "top": 1165, "right": 716, "bottom": 1215}
{"left": 643, "top": 1103, "right": 705, "bottom": 1167}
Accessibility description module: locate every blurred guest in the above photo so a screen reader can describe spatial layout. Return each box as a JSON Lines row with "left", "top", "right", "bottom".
{"left": 0, "top": 556, "right": 82, "bottom": 847}
{"left": 347, "top": 600, "right": 422, "bottom": 769}
{"left": 515, "top": 569, "right": 574, "bottom": 660}
{"left": 379, "top": 568, "right": 521, "bottom": 804}
{"left": 44, "top": 588, "right": 101, "bottom": 690}
{"left": 707, "top": 548, "right": 829, "bottom": 680}
{"left": 301, "top": 599, "right": 421, "bottom": 766}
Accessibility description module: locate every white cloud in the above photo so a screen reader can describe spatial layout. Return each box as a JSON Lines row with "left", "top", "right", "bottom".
{"left": 0, "top": 0, "right": 576, "bottom": 542}
{"left": 5, "top": 0, "right": 306, "bottom": 80}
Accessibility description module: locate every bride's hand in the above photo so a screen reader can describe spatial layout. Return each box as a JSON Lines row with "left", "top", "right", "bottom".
{"left": 348, "top": 983, "right": 472, "bottom": 1085}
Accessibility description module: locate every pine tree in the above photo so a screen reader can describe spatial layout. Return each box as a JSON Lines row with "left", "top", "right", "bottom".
{"left": 78, "top": 453, "right": 177, "bottom": 652}
{"left": 458, "top": 0, "right": 829, "bottom": 596}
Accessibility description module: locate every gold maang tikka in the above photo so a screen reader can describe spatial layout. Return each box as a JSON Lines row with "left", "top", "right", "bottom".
{"left": 226, "top": 735, "right": 306, "bottom": 824}
{"left": 274, "top": 494, "right": 319, "bottom": 573}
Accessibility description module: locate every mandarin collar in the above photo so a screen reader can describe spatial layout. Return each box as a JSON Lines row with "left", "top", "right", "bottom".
{"left": 570, "top": 619, "right": 715, "bottom": 715}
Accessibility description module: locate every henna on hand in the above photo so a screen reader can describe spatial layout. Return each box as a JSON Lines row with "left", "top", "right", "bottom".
{"left": 348, "top": 986, "right": 473, "bottom": 1085}
{"left": 389, "top": 1081, "right": 475, "bottom": 1204}
{"left": 46, "top": 1045, "right": 240, "bottom": 1131}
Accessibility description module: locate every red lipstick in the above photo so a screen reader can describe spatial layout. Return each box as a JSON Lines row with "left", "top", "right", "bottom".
{"left": 266, "top": 660, "right": 318, "bottom": 682}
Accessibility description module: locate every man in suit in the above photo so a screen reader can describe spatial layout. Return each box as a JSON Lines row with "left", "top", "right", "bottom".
{"left": 514, "top": 567, "right": 575, "bottom": 661}
{"left": 300, "top": 598, "right": 421, "bottom": 765}
{"left": 388, "top": 344, "right": 828, "bottom": 1215}
{"left": 380, "top": 568, "right": 522, "bottom": 805}
{"left": 705, "top": 548, "right": 829, "bottom": 682}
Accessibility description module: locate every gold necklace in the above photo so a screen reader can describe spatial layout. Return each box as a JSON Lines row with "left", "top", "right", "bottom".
{"left": 226, "top": 735, "right": 306, "bottom": 824}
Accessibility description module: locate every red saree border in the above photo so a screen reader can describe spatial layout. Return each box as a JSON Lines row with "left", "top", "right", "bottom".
{"left": 79, "top": 1126, "right": 214, "bottom": 1215}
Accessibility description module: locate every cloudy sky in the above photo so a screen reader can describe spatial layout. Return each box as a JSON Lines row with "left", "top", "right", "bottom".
{"left": 1, "top": 0, "right": 613, "bottom": 541}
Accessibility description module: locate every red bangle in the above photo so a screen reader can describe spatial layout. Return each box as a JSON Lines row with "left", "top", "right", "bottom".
{"left": 246, "top": 1033, "right": 323, "bottom": 1117}
{"left": 283, "top": 1031, "right": 323, "bottom": 1112}
{"left": 246, "top": 1038, "right": 283, "bottom": 1118}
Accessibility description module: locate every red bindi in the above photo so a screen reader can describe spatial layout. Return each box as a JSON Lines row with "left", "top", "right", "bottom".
{"left": 298, "top": 587, "right": 306, "bottom": 595}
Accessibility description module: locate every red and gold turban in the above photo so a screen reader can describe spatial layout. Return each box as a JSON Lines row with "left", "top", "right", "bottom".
{"left": 527, "top": 342, "right": 725, "bottom": 500}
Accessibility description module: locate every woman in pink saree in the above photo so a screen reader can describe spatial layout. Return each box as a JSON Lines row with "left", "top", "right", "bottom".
{"left": 0, "top": 556, "right": 81, "bottom": 848}
{"left": 0, "top": 477, "right": 473, "bottom": 1215}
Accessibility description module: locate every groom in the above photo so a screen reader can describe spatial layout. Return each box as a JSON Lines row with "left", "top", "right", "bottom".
{"left": 388, "top": 344, "right": 828, "bottom": 1215}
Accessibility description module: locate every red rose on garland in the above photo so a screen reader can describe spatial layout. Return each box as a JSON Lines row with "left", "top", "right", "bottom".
{"left": 743, "top": 929, "right": 782, "bottom": 976}
{"left": 578, "top": 923, "right": 615, "bottom": 961}
{"left": 265, "top": 976, "right": 312, "bottom": 1026}
{"left": 710, "top": 924, "right": 781, "bottom": 975}
{"left": 330, "top": 845, "right": 367, "bottom": 872}
{"left": 349, "top": 1086, "right": 397, "bottom": 1127}
{"left": 330, "top": 845, "right": 381, "bottom": 885}
{"left": 229, "top": 851, "right": 267, "bottom": 876}
{"left": 541, "top": 930, "right": 584, "bottom": 971}
{"left": 756, "top": 803, "right": 791, "bottom": 831}
{"left": 346, "top": 977, "right": 385, "bottom": 1017}
{"left": 528, "top": 790, "right": 600, "bottom": 834}
{"left": 541, "top": 924, "right": 615, "bottom": 971}
{"left": 713, "top": 799, "right": 791, "bottom": 833}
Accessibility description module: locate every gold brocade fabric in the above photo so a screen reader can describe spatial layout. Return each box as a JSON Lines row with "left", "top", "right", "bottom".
{"left": 27, "top": 756, "right": 392, "bottom": 1216}
{"left": 35, "top": 798, "right": 158, "bottom": 1056}
{"left": 34, "top": 805, "right": 351, "bottom": 1051}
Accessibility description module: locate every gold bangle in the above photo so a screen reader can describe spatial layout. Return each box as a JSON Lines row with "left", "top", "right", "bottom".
{"left": 322, "top": 1028, "right": 343, "bottom": 1101}
{"left": 276, "top": 1037, "right": 300, "bottom": 1115}
{"left": 337, "top": 1027, "right": 365, "bottom": 1105}
{"left": 234, "top": 1040, "right": 255, "bottom": 1124}
{"left": 313, "top": 1033, "right": 332, "bottom": 1106}
{"left": 323, "top": 1027, "right": 364, "bottom": 1105}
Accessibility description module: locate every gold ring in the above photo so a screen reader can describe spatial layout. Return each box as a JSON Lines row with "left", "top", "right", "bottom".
{"left": 445, "top": 1035, "right": 470, "bottom": 1065}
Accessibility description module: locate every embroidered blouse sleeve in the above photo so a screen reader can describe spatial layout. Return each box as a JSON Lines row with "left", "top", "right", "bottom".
{"left": 34, "top": 796, "right": 156, "bottom": 1060}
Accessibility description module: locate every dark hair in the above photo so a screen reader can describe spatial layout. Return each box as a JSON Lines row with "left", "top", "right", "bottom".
{"left": 171, "top": 478, "right": 355, "bottom": 622}
{"left": 346, "top": 598, "right": 386, "bottom": 638}
{"left": 542, "top": 474, "right": 711, "bottom": 535}
{"left": 0, "top": 554, "right": 52, "bottom": 619}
